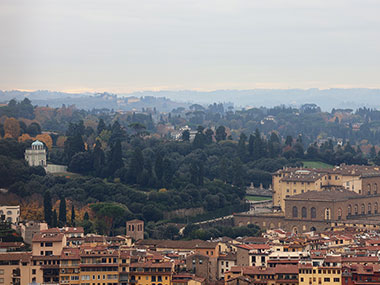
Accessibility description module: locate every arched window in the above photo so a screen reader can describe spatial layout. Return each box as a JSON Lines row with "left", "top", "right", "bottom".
{"left": 6, "top": 211, "right": 12, "bottom": 215}
{"left": 348, "top": 205, "right": 352, "bottom": 216}
{"left": 292, "top": 206, "right": 298, "bottom": 218}
{"left": 354, "top": 204, "right": 358, "bottom": 215}
{"left": 368, "top": 184, "right": 371, "bottom": 195}
{"left": 375, "top": 184, "right": 378, "bottom": 195}
{"left": 368, "top": 203, "right": 372, "bottom": 215}
{"left": 338, "top": 208, "right": 342, "bottom": 220}
{"left": 361, "top": 204, "right": 365, "bottom": 215}
{"left": 375, "top": 202, "right": 378, "bottom": 214}
{"left": 311, "top": 207, "right": 316, "bottom": 219}
{"left": 302, "top": 207, "right": 307, "bottom": 218}
{"left": 325, "top": 208, "right": 331, "bottom": 220}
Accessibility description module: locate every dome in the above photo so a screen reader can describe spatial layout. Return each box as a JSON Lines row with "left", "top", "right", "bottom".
{"left": 31, "top": 140, "right": 44, "bottom": 146}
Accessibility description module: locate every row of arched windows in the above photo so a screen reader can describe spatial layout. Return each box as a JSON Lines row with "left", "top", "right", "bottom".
{"left": 292, "top": 206, "right": 317, "bottom": 219}
{"left": 366, "top": 183, "right": 378, "bottom": 195}
{"left": 348, "top": 202, "right": 378, "bottom": 216}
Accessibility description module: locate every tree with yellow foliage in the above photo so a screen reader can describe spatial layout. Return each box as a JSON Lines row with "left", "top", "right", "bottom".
{"left": 4, "top": 117, "right": 20, "bottom": 138}
{"left": 36, "top": 133, "right": 53, "bottom": 149}
{"left": 18, "top": 133, "right": 32, "bottom": 142}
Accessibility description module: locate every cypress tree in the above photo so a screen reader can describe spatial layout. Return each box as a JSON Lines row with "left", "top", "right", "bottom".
{"left": 58, "top": 196, "right": 67, "bottom": 227}
{"left": 71, "top": 204, "right": 76, "bottom": 227}
{"left": 43, "top": 191, "right": 52, "bottom": 226}
{"left": 155, "top": 153, "right": 163, "bottom": 186}
{"left": 108, "top": 140, "right": 124, "bottom": 176}
{"left": 52, "top": 209, "right": 58, "bottom": 228}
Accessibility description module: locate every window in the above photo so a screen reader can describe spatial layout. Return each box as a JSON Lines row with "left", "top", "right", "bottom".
{"left": 292, "top": 206, "right": 298, "bottom": 218}
{"left": 375, "top": 202, "right": 378, "bottom": 214}
{"left": 325, "top": 208, "right": 331, "bottom": 220}
{"left": 361, "top": 204, "right": 365, "bottom": 214}
{"left": 293, "top": 189, "right": 296, "bottom": 193}
{"left": 348, "top": 205, "right": 352, "bottom": 216}
{"left": 334, "top": 278, "right": 340, "bottom": 282}
{"left": 324, "top": 277, "right": 331, "bottom": 282}
{"left": 338, "top": 208, "right": 342, "bottom": 220}
{"left": 375, "top": 183, "right": 378, "bottom": 194}
{"left": 311, "top": 207, "right": 316, "bottom": 219}
{"left": 368, "top": 203, "right": 372, "bottom": 214}
{"left": 354, "top": 204, "right": 358, "bottom": 215}
{"left": 368, "top": 184, "right": 371, "bottom": 195}
{"left": 302, "top": 207, "right": 307, "bottom": 218}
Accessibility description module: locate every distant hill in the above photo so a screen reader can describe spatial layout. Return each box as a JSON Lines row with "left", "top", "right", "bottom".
{"left": 2, "top": 88, "right": 380, "bottom": 111}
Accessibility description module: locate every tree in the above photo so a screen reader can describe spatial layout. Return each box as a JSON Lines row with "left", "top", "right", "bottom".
{"left": 192, "top": 126, "right": 205, "bottom": 149}
{"left": 43, "top": 191, "right": 52, "bottom": 226}
{"left": 205, "top": 129, "right": 214, "bottom": 144}
{"left": 238, "top": 133, "right": 247, "bottom": 160}
{"left": 58, "top": 196, "right": 67, "bottom": 227}
{"left": 71, "top": 204, "right": 76, "bottom": 227}
{"left": 64, "top": 133, "right": 85, "bottom": 161}
{"left": 36, "top": 134, "right": 53, "bottom": 149}
{"left": 93, "top": 140, "right": 105, "bottom": 176}
{"left": 68, "top": 152, "right": 93, "bottom": 174}
{"left": 52, "top": 210, "right": 58, "bottom": 227}
{"left": 181, "top": 130, "right": 190, "bottom": 142}
{"left": 108, "top": 140, "right": 124, "bottom": 176}
{"left": 97, "top": 119, "right": 106, "bottom": 135}
{"left": 285, "top": 135, "right": 293, "bottom": 147}
{"left": 26, "top": 122, "right": 41, "bottom": 137}
{"left": 155, "top": 152, "right": 163, "bottom": 185}
{"left": 4, "top": 117, "right": 20, "bottom": 138}
{"left": 215, "top": 126, "right": 227, "bottom": 142}
{"left": 129, "top": 147, "right": 144, "bottom": 183}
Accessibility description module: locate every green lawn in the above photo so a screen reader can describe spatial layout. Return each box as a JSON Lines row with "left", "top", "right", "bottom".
{"left": 302, "top": 160, "right": 333, "bottom": 169}
{"left": 245, "top": 195, "right": 272, "bottom": 201}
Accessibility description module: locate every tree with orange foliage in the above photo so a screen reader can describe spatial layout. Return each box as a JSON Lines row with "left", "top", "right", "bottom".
{"left": 18, "top": 133, "right": 32, "bottom": 142}
{"left": 4, "top": 117, "right": 20, "bottom": 138}
{"left": 36, "top": 133, "right": 53, "bottom": 149}
{"left": 56, "top": 136, "right": 67, "bottom": 148}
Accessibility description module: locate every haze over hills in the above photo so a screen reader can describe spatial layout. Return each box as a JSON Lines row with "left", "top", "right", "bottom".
{"left": 1, "top": 88, "right": 380, "bottom": 111}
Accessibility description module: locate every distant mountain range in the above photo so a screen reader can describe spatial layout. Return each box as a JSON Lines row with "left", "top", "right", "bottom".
{"left": 1, "top": 88, "right": 380, "bottom": 111}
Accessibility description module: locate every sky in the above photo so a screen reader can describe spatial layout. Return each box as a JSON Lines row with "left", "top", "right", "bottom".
{"left": 0, "top": 0, "right": 379, "bottom": 93}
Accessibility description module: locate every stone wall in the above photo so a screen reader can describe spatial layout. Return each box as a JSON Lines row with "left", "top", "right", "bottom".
{"left": 163, "top": 207, "right": 204, "bottom": 219}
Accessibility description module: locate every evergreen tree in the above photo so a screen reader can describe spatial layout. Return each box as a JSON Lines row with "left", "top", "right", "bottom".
{"left": 58, "top": 196, "right": 67, "bottom": 227}
{"left": 97, "top": 118, "right": 106, "bottom": 135}
{"left": 110, "top": 121, "right": 126, "bottom": 144}
{"left": 84, "top": 212, "right": 89, "bottom": 221}
{"left": 64, "top": 132, "right": 85, "bottom": 161}
{"left": 238, "top": 133, "right": 247, "bottom": 160}
{"left": 248, "top": 134, "right": 254, "bottom": 157}
{"left": 204, "top": 129, "right": 214, "bottom": 144}
{"left": 162, "top": 158, "right": 174, "bottom": 187}
{"left": 253, "top": 129, "right": 264, "bottom": 160}
{"left": 52, "top": 210, "right": 58, "bottom": 228}
{"left": 192, "top": 126, "right": 205, "bottom": 149}
{"left": 93, "top": 140, "right": 105, "bottom": 176}
{"left": 71, "top": 204, "right": 76, "bottom": 227}
{"left": 155, "top": 153, "right": 164, "bottom": 186}
{"left": 285, "top": 135, "right": 293, "bottom": 147}
{"left": 215, "top": 126, "right": 227, "bottom": 142}
{"left": 43, "top": 191, "right": 52, "bottom": 226}
{"left": 181, "top": 130, "right": 190, "bottom": 142}
{"left": 370, "top": 146, "right": 377, "bottom": 160}
{"left": 129, "top": 147, "right": 144, "bottom": 183}
{"left": 108, "top": 140, "right": 124, "bottom": 176}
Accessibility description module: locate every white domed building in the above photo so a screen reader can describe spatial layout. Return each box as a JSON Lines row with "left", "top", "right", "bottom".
{"left": 25, "top": 140, "right": 47, "bottom": 167}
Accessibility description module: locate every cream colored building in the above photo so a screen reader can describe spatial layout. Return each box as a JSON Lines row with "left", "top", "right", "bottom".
{"left": 25, "top": 140, "right": 47, "bottom": 167}
{"left": 0, "top": 205, "right": 20, "bottom": 224}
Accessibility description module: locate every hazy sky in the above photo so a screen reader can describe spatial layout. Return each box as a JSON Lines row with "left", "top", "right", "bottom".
{"left": 0, "top": 0, "right": 379, "bottom": 93}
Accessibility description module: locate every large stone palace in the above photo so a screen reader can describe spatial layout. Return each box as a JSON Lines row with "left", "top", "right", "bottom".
{"left": 234, "top": 164, "right": 380, "bottom": 233}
